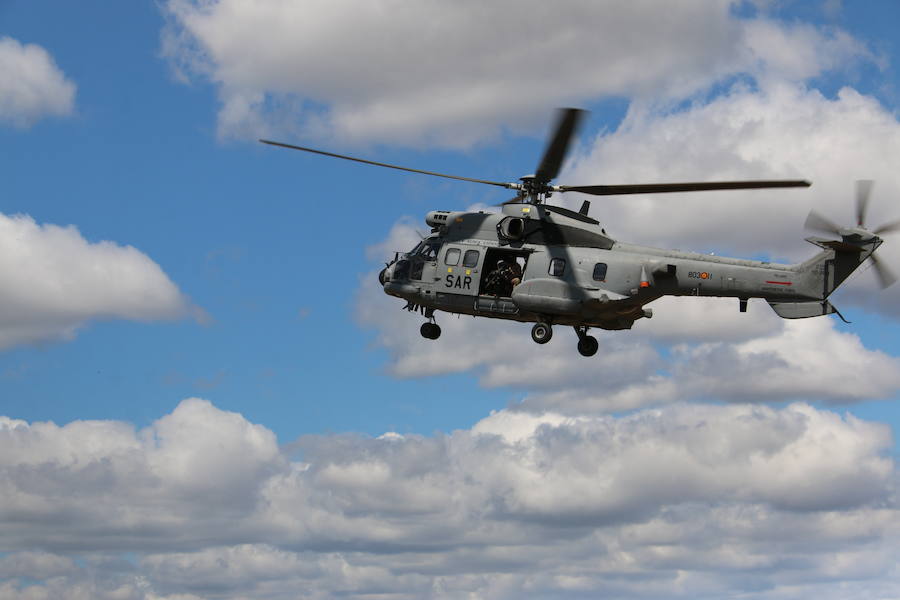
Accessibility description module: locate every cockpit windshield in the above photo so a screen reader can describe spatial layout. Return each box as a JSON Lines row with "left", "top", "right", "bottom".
{"left": 410, "top": 238, "right": 442, "bottom": 261}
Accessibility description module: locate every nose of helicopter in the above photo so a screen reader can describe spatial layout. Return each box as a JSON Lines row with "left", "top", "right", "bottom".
{"left": 378, "top": 267, "right": 388, "bottom": 286}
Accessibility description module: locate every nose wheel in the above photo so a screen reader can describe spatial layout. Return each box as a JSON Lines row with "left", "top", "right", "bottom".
{"left": 420, "top": 308, "right": 441, "bottom": 340}
{"left": 575, "top": 326, "right": 598, "bottom": 357}
{"left": 420, "top": 322, "right": 441, "bottom": 340}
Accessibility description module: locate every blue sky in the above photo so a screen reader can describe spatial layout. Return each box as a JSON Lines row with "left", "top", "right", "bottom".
{"left": 2, "top": 0, "right": 614, "bottom": 439}
{"left": 2, "top": 0, "right": 510, "bottom": 437}
{"left": 3, "top": 1, "right": 900, "bottom": 599}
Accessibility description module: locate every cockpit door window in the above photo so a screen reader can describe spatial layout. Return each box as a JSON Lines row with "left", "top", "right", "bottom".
{"left": 445, "top": 248, "right": 460, "bottom": 266}
{"left": 463, "top": 249, "right": 480, "bottom": 268}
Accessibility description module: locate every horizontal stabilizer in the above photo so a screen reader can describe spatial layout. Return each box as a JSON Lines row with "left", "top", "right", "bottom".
{"left": 804, "top": 237, "right": 865, "bottom": 253}
{"left": 768, "top": 300, "right": 838, "bottom": 319}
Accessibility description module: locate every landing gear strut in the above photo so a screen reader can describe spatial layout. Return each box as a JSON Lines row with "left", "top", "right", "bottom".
{"left": 531, "top": 322, "right": 553, "bottom": 344}
{"left": 574, "top": 326, "right": 598, "bottom": 357}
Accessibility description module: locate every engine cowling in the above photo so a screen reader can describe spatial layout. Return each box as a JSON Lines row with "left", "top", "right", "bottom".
{"left": 498, "top": 216, "right": 526, "bottom": 240}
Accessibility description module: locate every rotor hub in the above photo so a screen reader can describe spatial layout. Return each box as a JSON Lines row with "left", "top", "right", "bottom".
{"left": 517, "top": 175, "right": 554, "bottom": 204}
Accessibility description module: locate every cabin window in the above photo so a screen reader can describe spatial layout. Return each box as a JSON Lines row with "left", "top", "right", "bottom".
{"left": 593, "top": 262, "right": 608, "bottom": 281}
{"left": 549, "top": 257, "right": 566, "bottom": 277}
{"left": 444, "top": 248, "right": 460, "bottom": 266}
{"left": 463, "top": 249, "right": 480, "bottom": 268}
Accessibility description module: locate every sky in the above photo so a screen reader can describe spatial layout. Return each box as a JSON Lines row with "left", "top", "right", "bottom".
{"left": 2, "top": 0, "right": 900, "bottom": 598}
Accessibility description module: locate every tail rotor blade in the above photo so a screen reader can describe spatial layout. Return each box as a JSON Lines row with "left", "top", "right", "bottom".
{"left": 804, "top": 210, "right": 841, "bottom": 235}
{"left": 873, "top": 218, "right": 900, "bottom": 236}
{"left": 870, "top": 253, "right": 897, "bottom": 289}
{"left": 855, "top": 179, "right": 874, "bottom": 227}
{"left": 534, "top": 108, "right": 585, "bottom": 184}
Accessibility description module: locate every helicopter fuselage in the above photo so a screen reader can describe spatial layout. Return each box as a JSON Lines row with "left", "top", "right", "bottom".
{"left": 380, "top": 202, "right": 879, "bottom": 338}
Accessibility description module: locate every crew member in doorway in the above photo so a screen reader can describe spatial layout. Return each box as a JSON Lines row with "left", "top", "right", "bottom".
{"left": 485, "top": 259, "right": 522, "bottom": 297}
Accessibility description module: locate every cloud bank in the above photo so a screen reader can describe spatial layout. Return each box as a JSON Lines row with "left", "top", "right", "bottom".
{"left": 0, "top": 212, "right": 191, "bottom": 350}
{"left": 160, "top": 0, "right": 870, "bottom": 146}
{"left": 0, "top": 36, "right": 76, "bottom": 128}
{"left": 0, "top": 399, "right": 897, "bottom": 599}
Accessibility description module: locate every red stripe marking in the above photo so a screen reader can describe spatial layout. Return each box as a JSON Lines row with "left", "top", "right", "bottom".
{"left": 765, "top": 280, "right": 792, "bottom": 285}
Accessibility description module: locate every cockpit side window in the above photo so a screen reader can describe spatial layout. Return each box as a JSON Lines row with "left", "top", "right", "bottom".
{"left": 593, "top": 263, "right": 608, "bottom": 281}
{"left": 410, "top": 239, "right": 441, "bottom": 260}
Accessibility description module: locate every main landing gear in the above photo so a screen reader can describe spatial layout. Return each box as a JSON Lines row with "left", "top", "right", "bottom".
{"left": 531, "top": 322, "right": 598, "bottom": 356}
{"left": 575, "top": 326, "right": 599, "bottom": 357}
{"left": 531, "top": 322, "right": 552, "bottom": 344}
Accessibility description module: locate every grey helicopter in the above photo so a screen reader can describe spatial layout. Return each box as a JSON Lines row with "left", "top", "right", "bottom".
{"left": 262, "top": 109, "right": 898, "bottom": 357}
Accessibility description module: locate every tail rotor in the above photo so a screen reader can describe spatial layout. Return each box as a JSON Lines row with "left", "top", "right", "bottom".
{"left": 869, "top": 253, "right": 897, "bottom": 289}
{"left": 873, "top": 219, "right": 900, "bottom": 236}
{"left": 804, "top": 210, "right": 842, "bottom": 236}
{"left": 804, "top": 179, "right": 898, "bottom": 289}
{"left": 855, "top": 179, "right": 874, "bottom": 227}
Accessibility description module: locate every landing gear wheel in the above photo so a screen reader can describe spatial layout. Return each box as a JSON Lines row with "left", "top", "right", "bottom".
{"left": 420, "top": 322, "right": 441, "bottom": 340}
{"left": 531, "top": 322, "right": 553, "bottom": 344}
{"left": 577, "top": 335, "right": 598, "bottom": 357}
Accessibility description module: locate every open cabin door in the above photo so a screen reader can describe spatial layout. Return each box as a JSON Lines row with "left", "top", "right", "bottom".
{"left": 479, "top": 248, "right": 530, "bottom": 296}
{"left": 475, "top": 248, "right": 530, "bottom": 315}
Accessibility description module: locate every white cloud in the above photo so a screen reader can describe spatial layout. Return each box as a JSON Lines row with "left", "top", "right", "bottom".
{"left": 0, "top": 551, "right": 76, "bottom": 580}
{"left": 740, "top": 19, "right": 871, "bottom": 84}
{"left": 633, "top": 296, "right": 783, "bottom": 343}
{"left": 160, "top": 1, "right": 871, "bottom": 146}
{"left": 549, "top": 316, "right": 900, "bottom": 413}
{"left": 0, "top": 212, "right": 192, "bottom": 350}
{"left": 0, "top": 37, "right": 75, "bottom": 128}
{"left": 685, "top": 317, "right": 900, "bottom": 403}
{"left": 0, "top": 399, "right": 897, "bottom": 598}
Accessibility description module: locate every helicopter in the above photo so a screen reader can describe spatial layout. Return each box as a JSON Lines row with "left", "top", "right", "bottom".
{"left": 262, "top": 109, "right": 898, "bottom": 357}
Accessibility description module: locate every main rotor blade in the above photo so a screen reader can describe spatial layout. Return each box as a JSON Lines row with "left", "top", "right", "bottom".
{"left": 804, "top": 209, "right": 841, "bottom": 235}
{"left": 870, "top": 253, "right": 897, "bottom": 289}
{"left": 873, "top": 218, "right": 900, "bottom": 235}
{"left": 534, "top": 108, "right": 585, "bottom": 184}
{"left": 260, "top": 140, "right": 516, "bottom": 190}
{"left": 855, "top": 179, "right": 874, "bottom": 227}
{"left": 559, "top": 180, "right": 811, "bottom": 196}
